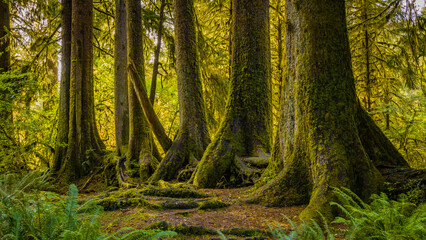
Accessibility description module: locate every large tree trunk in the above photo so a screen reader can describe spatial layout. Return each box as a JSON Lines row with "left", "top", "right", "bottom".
{"left": 248, "top": 0, "right": 408, "bottom": 221}
{"left": 192, "top": 0, "right": 272, "bottom": 188}
{"left": 126, "top": 0, "right": 159, "bottom": 181}
{"left": 0, "top": 0, "right": 11, "bottom": 121}
{"left": 57, "top": 0, "right": 105, "bottom": 181}
{"left": 149, "top": 0, "right": 210, "bottom": 182}
{"left": 114, "top": 0, "right": 129, "bottom": 156}
{"left": 52, "top": 0, "right": 71, "bottom": 172}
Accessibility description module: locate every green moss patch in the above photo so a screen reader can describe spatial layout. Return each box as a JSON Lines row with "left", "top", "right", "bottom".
{"left": 161, "top": 200, "right": 199, "bottom": 209}
{"left": 139, "top": 185, "right": 214, "bottom": 198}
{"left": 198, "top": 199, "right": 230, "bottom": 210}
{"left": 95, "top": 189, "right": 161, "bottom": 211}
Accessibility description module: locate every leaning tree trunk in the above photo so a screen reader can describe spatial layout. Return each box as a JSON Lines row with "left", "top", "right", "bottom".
{"left": 57, "top": 0, "right": 105, "bottom": 181}
{"left": 126, "top": 0, "right": 159, "bottom": 181}
{"left": 0, "top": 0, "right": 11, "bottom": 122}
{"left": 192, "top": 0, "right": 272, "bottom": 188}
{"left": 114, "top": 0, "right": 129, "bottom": 156}
{"left": 52, "top": 0, "right": 71, "bottom": 172}
{"left": 248, "top": 0, "right": 408, "bottom": 221}
{"left": 149, "top": 0, "right": 210, "bottom": 182}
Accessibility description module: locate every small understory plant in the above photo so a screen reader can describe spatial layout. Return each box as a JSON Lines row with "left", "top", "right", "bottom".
{"left": 0, "top": 171, "right": 176, "bottom": 240}
{"left": 331, "top": 187, "right": 425, "bottom": 240}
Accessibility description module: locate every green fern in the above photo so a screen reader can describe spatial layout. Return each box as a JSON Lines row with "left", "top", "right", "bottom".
{"left": 331, "top": 187, "right": 426, "bottom": 240}
{"left": 64, "top": 184, "right": 79, "bottom": 231}
{"left": 264, "top": 214, "right": 334, "bottom": 240}
{"left": 0, "top": 172, "right": 177, "bottom": 240}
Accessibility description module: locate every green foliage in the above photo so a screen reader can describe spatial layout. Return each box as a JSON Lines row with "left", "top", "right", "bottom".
{"left": 0, "top": 171, "right": 177, "bottom": 239}
{"left": 0, "top": 70, "right": 56, "bottom": 173}
{"left": 262, "top": 214, "right": 334, "bottom": 240}
{"left": 331, "top": 187, "right": 426, "bottom": 240}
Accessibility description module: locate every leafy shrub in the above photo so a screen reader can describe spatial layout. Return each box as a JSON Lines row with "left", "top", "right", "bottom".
{"left": 0, "top": 171, "right": 177, "bottom": 239}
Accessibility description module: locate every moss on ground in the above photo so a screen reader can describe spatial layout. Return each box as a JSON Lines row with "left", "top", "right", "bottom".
{"left": 139, "top": 184, "right": 214, "bottom": 198}
{"left": 95, "top": 189, "right": 161, "bottom": 211}
{"left": 96, "top": 195, "right": 161, "bottom": 211}
{"left": 146, "top": 221, "right": 270, "bottom": 238}
{"left": 199, "top": 199, "right": 230, "bottom": 210}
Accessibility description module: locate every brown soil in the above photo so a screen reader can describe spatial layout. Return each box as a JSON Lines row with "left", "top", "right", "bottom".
{"left": 91, "top": 187, "right": 306, "bottom": 239}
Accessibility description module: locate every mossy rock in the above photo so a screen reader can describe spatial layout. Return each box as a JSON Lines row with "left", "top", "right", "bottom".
{"left": 198, "top": 199, "right": 230, "bottom": 210}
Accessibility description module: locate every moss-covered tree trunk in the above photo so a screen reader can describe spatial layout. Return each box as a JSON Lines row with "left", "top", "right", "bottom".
{"left": 114, "top": 0, "right": 129, "bottom": 156}
{"left": 56, "top": 0, "right": 105, "bottom": 181}
{"left": 192, "top": 0, "right": 272, "bottom": 188}
{"left": 0, "top": 0, "right": 11, "bottom": 122}
{"left": 52, "top": 0, "right": 71, "bottom": 172}
{"left": 149, "top": 0, "right": 210, "bottom": 182}
{"left": 248, "top": 0, "right": 408, "bottom": 221}
{"left": 126, "top": 0, "right": 159, "bottom": 181}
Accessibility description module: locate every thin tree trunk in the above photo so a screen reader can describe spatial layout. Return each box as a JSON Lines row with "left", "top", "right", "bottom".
{"left": 149, "top": 0, "right": 210, "bottom": 182}
{"left": 248, "top": 0, "right": 407, "bottom": 221}
{"left": 149, "top": 0, "right": 166, "bottom": 105}
{"left": 363, "top": 0, "right": 372, "bottom": 112}
{"left": 192, "top": 0, "right": 271, "bottom": 188}
{"left": 0, "top": 1, "right": 11, "bottom": 122}
{"left": 126, "top": 0, "right": 158, "bottom": 181}
{"left": 52, "top": 0, "right": 71, "bottom": 172}
{"left": 0, "top": 1, "right": 9, "bottom": 74}
{"left": 114, "top": 0, "right": 129, "bottom": 156}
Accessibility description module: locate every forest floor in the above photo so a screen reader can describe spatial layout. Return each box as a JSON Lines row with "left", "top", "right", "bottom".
{"left": 80, "top": 186, "right": 307, "bottom": 240}
{"left": 73, "top": 167, "right": 424, "bottom": 239}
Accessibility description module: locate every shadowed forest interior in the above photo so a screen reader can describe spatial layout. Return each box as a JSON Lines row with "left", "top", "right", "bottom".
{"left": 0, "top": 0, "right": 425, "bottom": 239}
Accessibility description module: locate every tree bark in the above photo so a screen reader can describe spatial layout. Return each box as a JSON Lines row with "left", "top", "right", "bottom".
{"left": 248, "top": 0, "right": 408, "bottom": 221}
{"left": 114, "top": 0, "right": 129, "bottom": 156}
{"left": 192, "top": 0, "right": 272, "bottom": 188}
{"left": 0, "top": 0, "right": 11, "bottom": 121}
{"left": 57, "top": 0, "right": 105, "bottom": 181}
{"left": 149, "top": 0, "right": 210, "bottom": 182}
{"left": 149, "top": 0, "right": 166, "bottom": 105}
{"left": 126, "top": 0, "right": 159, "bottom": 181}
{"left": 53, "top": 0, "right": 71, "bottom": 172}
{"left": 128, "top": 62, "right": 172, "bottom": 152}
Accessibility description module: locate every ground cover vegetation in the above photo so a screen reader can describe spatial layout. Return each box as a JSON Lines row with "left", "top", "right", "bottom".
{"left": 0, "top": 0, "right": 425, "bottom": 239}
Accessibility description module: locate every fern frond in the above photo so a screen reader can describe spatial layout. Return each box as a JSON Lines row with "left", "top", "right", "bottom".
{"left": 64, "top": 184, "right": 79, "bottom": 231}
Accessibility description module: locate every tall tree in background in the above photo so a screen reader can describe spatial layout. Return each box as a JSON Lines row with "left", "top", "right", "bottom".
{"left": 114, "top": 0, "right": 129, "bottom": 156}
{"left": 149, "top": 0, "right": 166, "bottom": 105}
{"left": 192, "top": 0, "right": 272, "bottom": 188}
{"left": 0, "top": 0, "right": 10, "bottom": 121}
{"left": 52, "top": 0, "right": 71, "bottom": 172}
{"left": 126, "top": 0, "right": 159, "bottom": 180}
{"left": 54, "top": 0, "right": 105, "bottom": 181}
{"left": 249, "top": 0, "right": 408, "bottom": 221}
{"left": 150, "top": 0, "right": 210, "bottom": 182}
